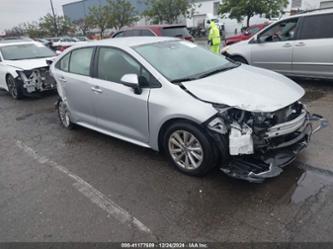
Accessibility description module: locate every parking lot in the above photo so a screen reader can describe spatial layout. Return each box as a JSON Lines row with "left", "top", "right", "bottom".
{"left": 0, "top": 78, "right": 333, "bottom": 242}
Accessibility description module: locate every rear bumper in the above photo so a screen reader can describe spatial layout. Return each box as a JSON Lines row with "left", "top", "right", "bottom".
{"left": 219, "top": 114, "right": 328, "bottom": 183}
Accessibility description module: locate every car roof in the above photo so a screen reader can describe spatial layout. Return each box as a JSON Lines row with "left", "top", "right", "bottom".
{"left": 74, "top": 37, "right": 178, "bottom": 49}
{"left": 289, "top": 7, "right": 333, "bottom": 18}
{"left": 120, "top": 24, "right": 186, "bottom": 31}
{"left": 0, "top": 40, "right": 37, "bottom": 47}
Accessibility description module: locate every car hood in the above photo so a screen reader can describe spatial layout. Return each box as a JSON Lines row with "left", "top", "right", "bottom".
{"left": 182, "top": 64, "right": 305, "bottom": 113}
{"left": 4, "top": 57, "right": 56, "bottom": 70}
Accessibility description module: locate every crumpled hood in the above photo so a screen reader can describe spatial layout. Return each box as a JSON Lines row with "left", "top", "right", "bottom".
{"left": 182, "top": 64, "right": 305, "bottom": 112}
{"left": 5, "top": 57, "right": 56, "bottom": 70}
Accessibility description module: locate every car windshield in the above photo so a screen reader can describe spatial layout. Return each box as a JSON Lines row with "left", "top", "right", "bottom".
{"left": 0, "top": 43, "right": 55, "bottom": 60}
{"left": 134, "top": 40, "right": 238, "bottom": 83}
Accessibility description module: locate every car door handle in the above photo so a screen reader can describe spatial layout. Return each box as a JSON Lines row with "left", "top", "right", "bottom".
{"left": 91, "top": 86, "right": 103, "bottom": 94}
{"left": 282, "top": 43, "right": 292, "bottom": 48}
{"left": 58, "top": 76, "right": 67, "bottom": 83}
{"left": 295, "top": 42, "right": 306, "bottom": 47}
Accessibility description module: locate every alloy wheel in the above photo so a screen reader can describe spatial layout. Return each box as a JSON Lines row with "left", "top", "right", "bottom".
{"left": 58, "top": 101, "right": 71, "bottom": 128}
{"left": 168, "top": 130, "right": 204, "bottom": 170}
{"left": 7, "top": 76, "right": 17, "bottom": 98}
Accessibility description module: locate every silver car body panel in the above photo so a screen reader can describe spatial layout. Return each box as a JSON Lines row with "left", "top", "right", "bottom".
{"left": 51, "top": 37, "right": 310, "bottom": 153}
{"left": 224, "top": 9, "right": 333, "bottom": 79}
{"left": 182, "top": 64, "right": 305, "bottom": 113}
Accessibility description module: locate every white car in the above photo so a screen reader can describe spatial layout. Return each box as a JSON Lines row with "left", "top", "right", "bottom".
{"left": 0, "top": 39, "right": 57, "bottom": 99}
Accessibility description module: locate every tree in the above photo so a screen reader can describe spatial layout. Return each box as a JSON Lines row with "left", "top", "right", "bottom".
{"left": 21, "top": 22, "right": 46, "bottom": 38}
{"left": 73, "top": 17, "right": 91, "bottom": 36}
{"left": 144, "top": 0, "right": 196, "bottom": 24}
{"left": 219, "top": 0, "right": 288, "bottom": 28}
{"left": 86, "top": 5, "right": 110, "bottom": 38}
{"left": 4, "top": 26, "right": 25, "bottom": 37}
{"left": 107, "top": 0, "right": 139, "bottom": 29}
{"left": 39, "top": 14, "right": 74, "bottom": 36}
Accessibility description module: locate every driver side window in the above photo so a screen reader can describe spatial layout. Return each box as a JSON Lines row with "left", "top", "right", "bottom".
{"left": 96, "top": 47, "right": 160, "bottom": 88}
{"left": 259, "top": 18, "right": 299, "bottom": 43}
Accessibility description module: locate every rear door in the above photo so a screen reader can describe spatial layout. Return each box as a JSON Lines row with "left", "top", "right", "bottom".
{"left": 250, "top": 18, "right": 299, "bottom": 74}
{"left": 292, "top": 13, "right": 333, "bottom": 79}
{"left": 53, "top": 47, "right": 96, "bottom": 125}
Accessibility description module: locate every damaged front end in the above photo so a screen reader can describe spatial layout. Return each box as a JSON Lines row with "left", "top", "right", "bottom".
{"left": 16, "top": 67, "right": 56, "bottom": 95}
{"left": 206, "top": 102, "right": 328, "bottom": 183}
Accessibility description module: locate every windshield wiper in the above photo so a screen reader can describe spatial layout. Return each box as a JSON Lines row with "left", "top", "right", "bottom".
{"left": 197, "top": 64, "right": 239, "bottom": 79}
{"left": 171, "top": 76, "right": 199, "bottom": 84}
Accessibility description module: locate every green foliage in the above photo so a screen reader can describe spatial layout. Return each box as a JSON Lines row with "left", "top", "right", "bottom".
{"left": 86, "top": 5, "right": 110, "bottom": 38}
{"left": 144, "top": 0, "right": 196, "bottom": 24}
{"left": 4, "top": 26, "right": 25, "bottom": 37}
{"left": 219, "top": 0, "right": 288, "bottom": 27}
{"left": 39, "top": 14, "right": 74, "bottom": 36}
{"left": 107, "top": 0, "right": 139, "bottom": 29}
{"left": 21, "top": 22, "right": 47, "bottom": 38}
{"left": 73, "top": 17, "right": 92, "bottom": 36}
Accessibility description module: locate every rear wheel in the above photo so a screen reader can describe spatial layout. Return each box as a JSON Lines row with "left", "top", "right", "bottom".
{"left": 163, "top": 122, "right": 218, "bottom": 176}
{"left": 57, "top": 99, "right": 74, "bottom": 129}
{"left": 6, "top": 75, "right": 23, "bottom": 99}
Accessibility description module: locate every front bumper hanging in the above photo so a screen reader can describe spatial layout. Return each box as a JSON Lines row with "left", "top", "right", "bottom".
{"left": 220, "top": 114, "right": 328, "bottom": 183}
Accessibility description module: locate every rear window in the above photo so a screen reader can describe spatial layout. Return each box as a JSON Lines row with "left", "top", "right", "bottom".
{"left": 299, "top": 14, "right": 333, "bottom": 39}
{"left": 125, "top": 30, "right": 141, "bottom": 36}
{"left": 161, "top": 27, "right": 190, "bottom": 38}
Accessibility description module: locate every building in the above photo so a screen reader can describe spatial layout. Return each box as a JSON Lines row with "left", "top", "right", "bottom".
{"left": 63, "top": 0, "right": 333, "bottom": 36}
{"left": 63, "top": 0, "right": 147, "bottom": 22}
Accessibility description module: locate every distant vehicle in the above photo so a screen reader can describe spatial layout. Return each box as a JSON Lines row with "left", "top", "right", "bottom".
{"left": 0, "top": 40, "right": 56, "bottom": 99}
{"left": 35, "top": 38, "right": 52, "bottom": 48}
{"left": 52, "top": 37, "right": 78, "bottom": 52}
{"left": 112, "top": 25, "right": 194, "bottom": 42}
{"left": 224, "top": 23, "right": 269, "bottom": 46}
{"left": 222, "top": 8, "right": 333, "bottom": 79}
{"left": 51, "top": 37, "right": 326, "bottom": 183}
{"left": 74, "top": 36, "right": 89, "bottom": 42}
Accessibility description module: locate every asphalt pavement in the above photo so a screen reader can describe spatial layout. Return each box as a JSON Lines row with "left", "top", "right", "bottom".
{"left": 0, "top": 78, "right": 333, "bottom": 242}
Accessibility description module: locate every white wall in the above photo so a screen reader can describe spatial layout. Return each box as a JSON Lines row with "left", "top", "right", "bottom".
{"left": 187, "top": 0, "right": 270, "bottom": 37}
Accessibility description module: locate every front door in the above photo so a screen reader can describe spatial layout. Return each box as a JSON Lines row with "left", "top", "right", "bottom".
{"left": 250, "top": 18, "right": 299, "bottom": 75}
{"left": 91, "top": 47, "right": 150, "bottom": 144}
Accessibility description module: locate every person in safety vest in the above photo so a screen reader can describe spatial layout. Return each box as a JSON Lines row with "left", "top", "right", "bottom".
{"left": 208, "top": 21, "right": 221, "bottom": 54}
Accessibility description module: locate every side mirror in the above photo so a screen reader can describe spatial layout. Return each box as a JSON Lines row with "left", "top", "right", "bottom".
{"left": 46, "top": 59, "right": 54, "bottom": 66}
{"left": 56, "top": 50, "right": 62, "bottom": 55}
{"left": 120, "top": 74, "right": 142, "bottom": 94}
{"left": 244, "top": 31, "right": 250, "bottom": 36}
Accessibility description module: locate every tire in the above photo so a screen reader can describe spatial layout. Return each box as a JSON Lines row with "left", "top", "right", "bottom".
{"left": 57, "top": 99, "right": 75, "bottom": 129}
{"left": 6, "top": 75, "right": 24, "bottom": 99}
{"left": 163, "top": 121, "right": 218, "bottom": 176}
{"left": 231, "top": 56, "right": 248, "bottom": 64}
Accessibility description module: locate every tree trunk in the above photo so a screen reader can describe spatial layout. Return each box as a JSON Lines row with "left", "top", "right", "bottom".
{"left": 247, "top": 15, "right": 251, "bottom": 28}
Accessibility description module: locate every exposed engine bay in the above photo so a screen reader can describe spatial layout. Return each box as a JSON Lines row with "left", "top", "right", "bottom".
{"left": 16, "top": 67, "right": 56, "bottom": 94}
{"left": 207, "top": 102, "right": 328, "bottom": 183}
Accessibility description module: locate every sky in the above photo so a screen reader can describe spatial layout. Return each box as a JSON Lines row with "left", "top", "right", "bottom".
{"left": 0, "top": 0, "right": 74, "bottom": 32}
{"left": 0, "top": 0, "right": 325, "bottom": 32}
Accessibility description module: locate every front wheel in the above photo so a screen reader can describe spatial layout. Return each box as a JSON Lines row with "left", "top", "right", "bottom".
{"left": 57, "top": 99, "right": 74, "bottom": 129}
{"left": 163, "top": 122, "right": 218, "bottom": 176}
{"left": 6, "top": 75, "right": 23, "bottom": 99}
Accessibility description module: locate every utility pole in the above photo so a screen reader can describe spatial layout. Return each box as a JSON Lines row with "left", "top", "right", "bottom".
{"left": 49, "top": 0, "right": 59, "bottom": 36}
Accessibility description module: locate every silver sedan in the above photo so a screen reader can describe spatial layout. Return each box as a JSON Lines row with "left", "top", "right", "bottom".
{"left": 51, "top": 37, "right": 327, "bottom": 183}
